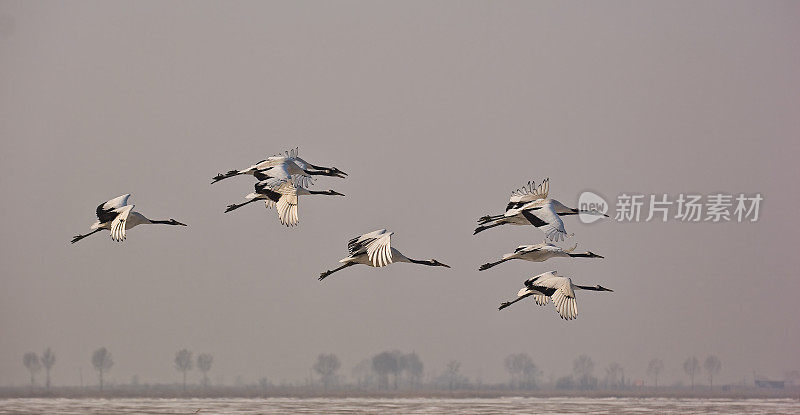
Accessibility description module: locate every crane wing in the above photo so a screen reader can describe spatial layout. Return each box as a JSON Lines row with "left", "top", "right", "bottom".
{"left": 514, "top": 241, "right": 553, "bottom": 254}
{"left": 255, "top": 177, "right": 291, "bottom": 192}
{"left": 110, "top": 205, "right": 134, "bottom": 242}
{"left": 519, "top": 281, "right": 550, "bottom": 306}
{"left": 521, "top": 201, "right": 569, "bottom": 242}
{"left": 96, "top": 194, "right": 131, "bottom": 222}
{"left": 507, "top": 178, "right": 549, "bottom": 210}
{"left": 536, "top": 178, "right": 549, "bottom": 200}
{"left": 347, "top": 229, "right": 390, "bottom": 255}
{"left": 366, "top": 232, "right": 393, "bottom": 267}
{"left": 286, "top": 159, "right": 314, "bottom": 188}
{"left": 529, "top": 273, "right": 577, "bottom": 320}
{"left": 276, "top": 189, "right": 299, "bottom": 227}
{"left": 524, "top": 270, "right": 558, "bottom": 286}
{"left": 252, "top": 159, "right": 313, "bottom": 189}
{"left": 551, "top": 287, "right": 578, "bottom": 320}
{"left": 513, "top": 244, "right": 538, "bottom": 253}
{"left": 291, "top": 156, "right": 310, "bottom": 171}
{"left": 234, "top": 158, "right": 272, "bottom": 174}
{"left": 257, "top": 156, "right": 287, "bottom": 169}
{"left": 533, "top": 292, "right": 550, "bottom": 306}
{"left": 246, "top": 188, "right": 281, "bottom": 209}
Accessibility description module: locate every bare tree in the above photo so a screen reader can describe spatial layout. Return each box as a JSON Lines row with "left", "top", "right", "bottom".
{"left": 313, "top": 353, "right": 341, "bottom": 390}
{"left": 91, "top": 347, "right": 113, "bottom": 390}
{"left": 402, "top": 352, "right": 424, "bottom": 388}
{"left": 504, "top": 353, "right": 540, "bottom": 390}
{"left": 646, "top": 358, "right": 664, "bottom": 387}
{"left": 683, "top": 356, "right": 700, "bottom": 390}
{"left": 439, "top": 360, "right": 468, "bottom": 390}
{"left": 604, "top": 362, "right": 624, "bottom": 389}
{"left": 196, "top": 353, "right": 213, "bottom": 388}
{"left": 704, "top": 355, "right": 721, "bottom": 389}
{"left": 258, "top": 377, "right": 269, "bottom": 398}
{"left": 372, "top": 351, "right": 401, "bottom": 390}
{"left": 174, "top": 349, "right": 193, "bottom": 391}
{"left": 573, "top": 355, "right": 596, "bottom": 390}
{"left": 41, "top": 348, "right": 56, "bottom": 392}
{"left": 22, "top": 352, "right": 41, "bottom": 389}
{"left": 352, "top": 358, "right": 375, "bottom": 389}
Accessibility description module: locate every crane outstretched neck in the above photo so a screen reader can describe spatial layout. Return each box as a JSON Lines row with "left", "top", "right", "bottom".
{"left": 307, "top": 164, "right": 347, "bottom": 177}
{"left": 575, "top": 284, "right": 613, "bottom": 292}
{"left": 307, "top": 190, "right": 345, "bottom": 196}
{"left": 407, "top": 258, "right": 450, "bottom": 268}
{"left": 150, "top": 219, "right": 188, "bottom": 226}
{"left": 567, "top": 251, "right": 604, "bottom": 259}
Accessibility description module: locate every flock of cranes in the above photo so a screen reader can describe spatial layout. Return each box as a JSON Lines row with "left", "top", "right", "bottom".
{"left": 473, "top": 178, "right": 613, "bottom": 319}
{"left": 215, "top": 148, "right": 347, "bottom": 226}
{"left": 70, "top": 148, "right": 613, "bottom": 320}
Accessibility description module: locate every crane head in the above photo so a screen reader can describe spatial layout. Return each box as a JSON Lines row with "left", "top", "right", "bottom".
{"left": 428, "top": 259, "right": 450, "bottom": 268}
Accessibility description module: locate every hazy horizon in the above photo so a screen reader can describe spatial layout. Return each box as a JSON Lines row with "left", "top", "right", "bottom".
{"left": 1, "top": 1, "right": 798, "bottom": 389}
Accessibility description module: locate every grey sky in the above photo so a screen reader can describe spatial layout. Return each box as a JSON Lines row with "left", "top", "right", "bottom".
{"left": 1, "top": 1, "right": 798, "bottom": 387}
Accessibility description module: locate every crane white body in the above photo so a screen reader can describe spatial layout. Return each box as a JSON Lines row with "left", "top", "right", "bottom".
{"left": 499, "top": 271, "right": 613, "bottom": 320}
{"left": 224, "top": 181, "right": 344, "bottom": 226}
{"left": 474, "top": 178, "right": 606, "bottom": 241}
{"left": 318, "top": 229, "right": 449, "bottom": 280}
{"left": 479, "top": 242, "right": 603, "bottom": 271}
{"left": 211, "top": 148, "right": 346, "bottom": 186}
{"left": 71, "top": 194, "right": 187, "bottom": 243}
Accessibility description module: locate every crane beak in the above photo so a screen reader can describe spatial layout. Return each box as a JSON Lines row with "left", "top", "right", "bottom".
{"left": 330, "top": 190, "right": 345, "bottom": 196}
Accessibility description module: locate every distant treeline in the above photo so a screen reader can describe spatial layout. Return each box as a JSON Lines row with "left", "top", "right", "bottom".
{"left": 16, "top": 347, "right": 800, "bottom": 397}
